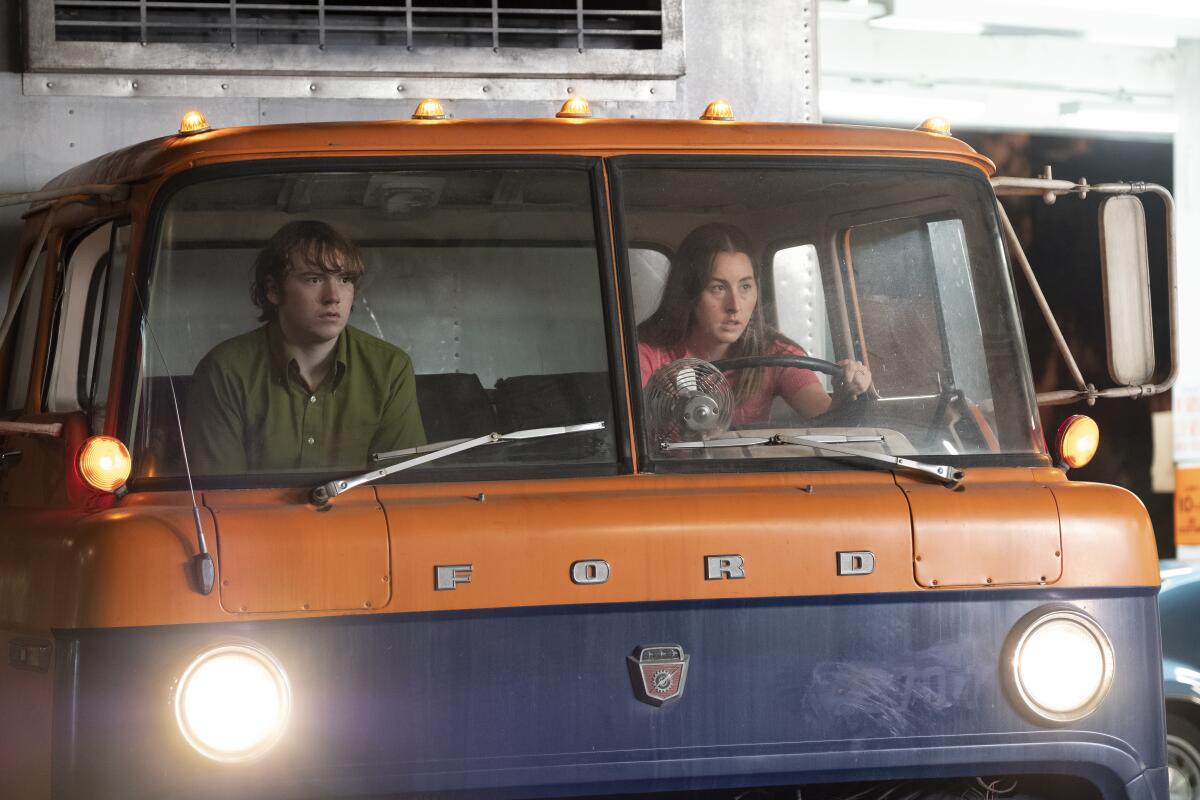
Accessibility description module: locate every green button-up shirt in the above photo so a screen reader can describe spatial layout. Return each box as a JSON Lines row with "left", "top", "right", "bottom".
{"left": 185, "top": 323, "right": 426, "bottom": 474}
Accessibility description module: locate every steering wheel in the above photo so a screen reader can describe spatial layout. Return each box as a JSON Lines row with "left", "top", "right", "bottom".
{"left": 712, "top": 354, "right": 843, "bottom": 377}
{"left": 712, "top": 354, "right": 875, "bottom": 425}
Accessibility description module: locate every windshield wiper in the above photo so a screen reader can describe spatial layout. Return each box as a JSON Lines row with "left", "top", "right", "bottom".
{"left": 310, "top": 421, "right": 605, "bottom": 506}
{"left": 662, "top": 433, "right": 964, "bottom": 488}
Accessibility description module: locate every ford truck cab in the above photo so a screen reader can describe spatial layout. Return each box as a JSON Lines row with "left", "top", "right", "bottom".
{"left": 0, "top": 104, "right": 1177, "bottom": 799}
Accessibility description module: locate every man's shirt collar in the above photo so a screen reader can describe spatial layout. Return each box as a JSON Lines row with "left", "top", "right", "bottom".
{"left": 265, "top": 320, "right": 349, "bottom": 392}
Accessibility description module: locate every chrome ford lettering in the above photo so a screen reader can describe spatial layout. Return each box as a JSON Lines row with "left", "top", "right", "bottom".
{"left": 435, "top": 564, "right": 473, "bottom": 590}
{"left": 705, "top": 554, "right": 745, "bottom": 580}
{"left": 571, "top": 559, "right": 610, "bottom": 585}
{"left": 837, "top": 551, "right": 876, "bottom": 576}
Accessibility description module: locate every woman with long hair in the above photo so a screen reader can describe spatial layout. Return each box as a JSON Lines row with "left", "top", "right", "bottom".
{"left": 638, "top": 222, "right": 871, "bottom": 425}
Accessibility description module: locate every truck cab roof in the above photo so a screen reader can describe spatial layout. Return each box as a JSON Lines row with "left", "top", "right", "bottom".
{"left": 41, "top": 117, "right": 995, "bottom": 192}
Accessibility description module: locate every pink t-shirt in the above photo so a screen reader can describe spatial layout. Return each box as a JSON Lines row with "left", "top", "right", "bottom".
{"left": 638, "top": 339, "right": 821, "bottom": 425}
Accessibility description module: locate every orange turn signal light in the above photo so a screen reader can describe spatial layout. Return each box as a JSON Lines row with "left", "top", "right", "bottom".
{"left": 556, "top": 95, "right": 592, "bottom": 119}
{"left": 78, "top": 435, "right": 131, "bottom": 493}
{"left": 1056, "top": 415, "right": 1099, "bottom": 469}
{"left": 412, "top": 98, "right": 447, "bottom": 120}
{"left": 178, "top": 111, "right": 210, "bottom": 136}
{"left": 700, "top": 99, "right": 735, "bottom": 121}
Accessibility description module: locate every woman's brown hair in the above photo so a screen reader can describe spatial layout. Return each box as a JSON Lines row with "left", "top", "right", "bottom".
{"left": 250, "top": 220, "right": 364, "bottom": 323}
{"left": 637, "top": 222, "right": 775, "bottom": 405}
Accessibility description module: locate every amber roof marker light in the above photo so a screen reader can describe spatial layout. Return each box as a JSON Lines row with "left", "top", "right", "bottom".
{"left": 178, "top": 111, "right": 210, "bottom": 136}
{"left": 1056, "top": 415, "right": 1100, "bottom": 470}
{"left": 700, "top": 100, "right": 735, "bottom": 121}
{"left": 916, "top": 116, "right": 953, "bottom": 136}
{"left": 412, "top": 98, "right": 447, "bottom": 120}
{"left": 78, "top": 435, "right": 132, "bottom": 493}
{"left": 556, "top": 96, "right": 593, "bottom": 119}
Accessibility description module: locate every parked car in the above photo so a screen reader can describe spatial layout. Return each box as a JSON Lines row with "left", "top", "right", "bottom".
{"left": 1161, "top": 560, "right": 1200, "bottom": 800}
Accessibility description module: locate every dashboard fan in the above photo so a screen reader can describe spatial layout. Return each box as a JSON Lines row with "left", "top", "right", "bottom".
{"left": 643, "top": 357, "right": 734, "bottom": 445}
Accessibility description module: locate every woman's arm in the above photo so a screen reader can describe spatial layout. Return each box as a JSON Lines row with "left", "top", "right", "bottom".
{"left": 781, "top": 357, "right": 872, "bottom": 418}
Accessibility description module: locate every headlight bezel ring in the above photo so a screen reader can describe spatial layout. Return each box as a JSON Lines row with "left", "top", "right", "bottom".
{"left": 1003, "top": 605, "right": 1116, "bottom": 725}
{"left": 171, "top": 640, "right": 293, "bottom": 764}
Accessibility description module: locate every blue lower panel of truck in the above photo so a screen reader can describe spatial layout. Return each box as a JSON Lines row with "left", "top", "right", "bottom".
{"left": 51, "top": 588, "right": 1167, "bottom": 799}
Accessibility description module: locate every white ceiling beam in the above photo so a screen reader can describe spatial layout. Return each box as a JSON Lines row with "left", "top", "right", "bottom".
{"left": 886, "top": 0, "right": 1200, "bottom": 41}
{"left": 821, "top": 18, "right": 1176, "bottom": 98}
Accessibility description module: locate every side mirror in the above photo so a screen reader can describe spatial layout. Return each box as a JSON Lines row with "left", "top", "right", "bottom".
{"left": 1098, "top": 195, "right": 1154, "bottom": 386}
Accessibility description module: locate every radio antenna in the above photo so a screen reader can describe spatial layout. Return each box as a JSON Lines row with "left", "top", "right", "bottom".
{"left": 133, "top": 284, "right": 215, "bottom": 595}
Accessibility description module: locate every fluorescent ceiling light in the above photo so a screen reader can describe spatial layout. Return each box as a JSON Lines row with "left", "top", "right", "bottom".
{"left": 1059, "top": 101, "right": 1176, "bottom": 135}
{"left": 868, "top": 15, "right": 986, "bottom": 34}
{"left": 819, "top": 0, "right": 887, "bottom": 22}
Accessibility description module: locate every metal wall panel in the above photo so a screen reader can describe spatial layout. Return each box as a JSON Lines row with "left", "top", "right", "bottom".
{"left": 0, "top": 0, "right": 820, "bottom": 311}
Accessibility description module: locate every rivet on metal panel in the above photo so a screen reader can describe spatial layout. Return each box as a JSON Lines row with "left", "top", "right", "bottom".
{"left": 396, "top": 85, "right": 404, "bottom": 93}
{"left": 567, "top": 86, "right": 574, "bottom": 94}
{"left": 45, "top": 81, "right": 53, "bottom": 89}
{"left": 131, "top": 81, "right": 139, "bottom": 90}
{"left": 221, "top": 83, "right": 229, "bottom": 90}
{"left": 931, "top": 579, "right": 939, "bottom": 586}
{"left": 222, "top": 579, "right": 229, "bottom": 586}
{"left": 1055, "top": 550, "right": 1061, "bottom": 557}
{"left": 363, "top": 600, "right": 372, "bottom": 608}
{"left": 309, "top": 83, "right": 317, "bottom": 92}
{"left": 301, "top": 603, "right": 310, "bottom": 610}
{"left": 649, "top": 87, "right": 656, "bottom": 94}
{"left": 239, "top": 605, "right": 247, "bottom": 611}
{"left": 476, "top": 492, "right": 487, "bottom": 502}
{"left": 915, "top": 555, "right": 922, "bottom": 562}
{"left": 986, "top": 577, "right": 993, "bottom": 584}
{"left": 800, "top": 484, "right": 814, "bottom": 493}
{"left": 381, "top": 575, "right": 389, "bottom": 583}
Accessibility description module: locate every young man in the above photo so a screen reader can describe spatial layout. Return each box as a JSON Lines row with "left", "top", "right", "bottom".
{"left": 185, "top": 220, "right": 426, "bottom": 474}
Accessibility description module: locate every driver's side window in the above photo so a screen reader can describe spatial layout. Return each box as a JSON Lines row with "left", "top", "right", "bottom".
{"left": 842, "top": 218, "right": 949, "bottom": 398}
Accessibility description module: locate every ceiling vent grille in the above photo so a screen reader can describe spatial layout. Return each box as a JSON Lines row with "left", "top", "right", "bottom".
{"left": 51, "top": 1, "right": 664, "bottom": 51}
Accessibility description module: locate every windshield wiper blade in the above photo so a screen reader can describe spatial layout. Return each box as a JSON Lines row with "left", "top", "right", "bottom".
{"left": 781, "top": 434, "right": 963, "bottom": 487}
{"left": 310, "top": 421, "right": 605, "bottom": 506}
{"left": 664, "top": 434, "right": 885, "bottom": 449}
{"left": 662, "top": 432, "right": 962, "bottom": 487}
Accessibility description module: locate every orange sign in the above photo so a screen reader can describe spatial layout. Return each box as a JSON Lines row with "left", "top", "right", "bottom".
{"left": 1176, "top": 466, "right": 1200, "bottom": 545}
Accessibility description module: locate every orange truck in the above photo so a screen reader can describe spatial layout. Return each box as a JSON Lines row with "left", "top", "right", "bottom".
{"left": 0, "top": 101, "right": 1178, "bottom": 800}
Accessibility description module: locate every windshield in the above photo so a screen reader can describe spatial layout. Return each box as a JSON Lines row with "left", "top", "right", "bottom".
{"left": 614, "top": 159, "right": 1043, "bottom": 464}
{"left": 130, "top": 162, "right": 618, "bottom": 483}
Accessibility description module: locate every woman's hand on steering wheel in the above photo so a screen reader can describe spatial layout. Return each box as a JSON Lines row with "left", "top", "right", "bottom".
{"left": 836, "top": 359, "right": 872, "bottom": 399}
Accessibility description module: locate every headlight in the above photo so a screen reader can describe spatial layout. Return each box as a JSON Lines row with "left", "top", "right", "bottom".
{"left": 1005, "top": 607, "right": 1114, "bottom": 723}
{"left": 173, "top": 642, "right": 292, "bottom": 763}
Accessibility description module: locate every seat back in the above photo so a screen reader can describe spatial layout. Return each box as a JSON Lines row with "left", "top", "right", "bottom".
{"left": 414, "top": 372, "right": 497, "bottom": 443}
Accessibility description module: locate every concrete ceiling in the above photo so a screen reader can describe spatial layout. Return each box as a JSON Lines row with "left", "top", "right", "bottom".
{"left": 818, "top": 0, "right": 1193, "bottom": 139}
